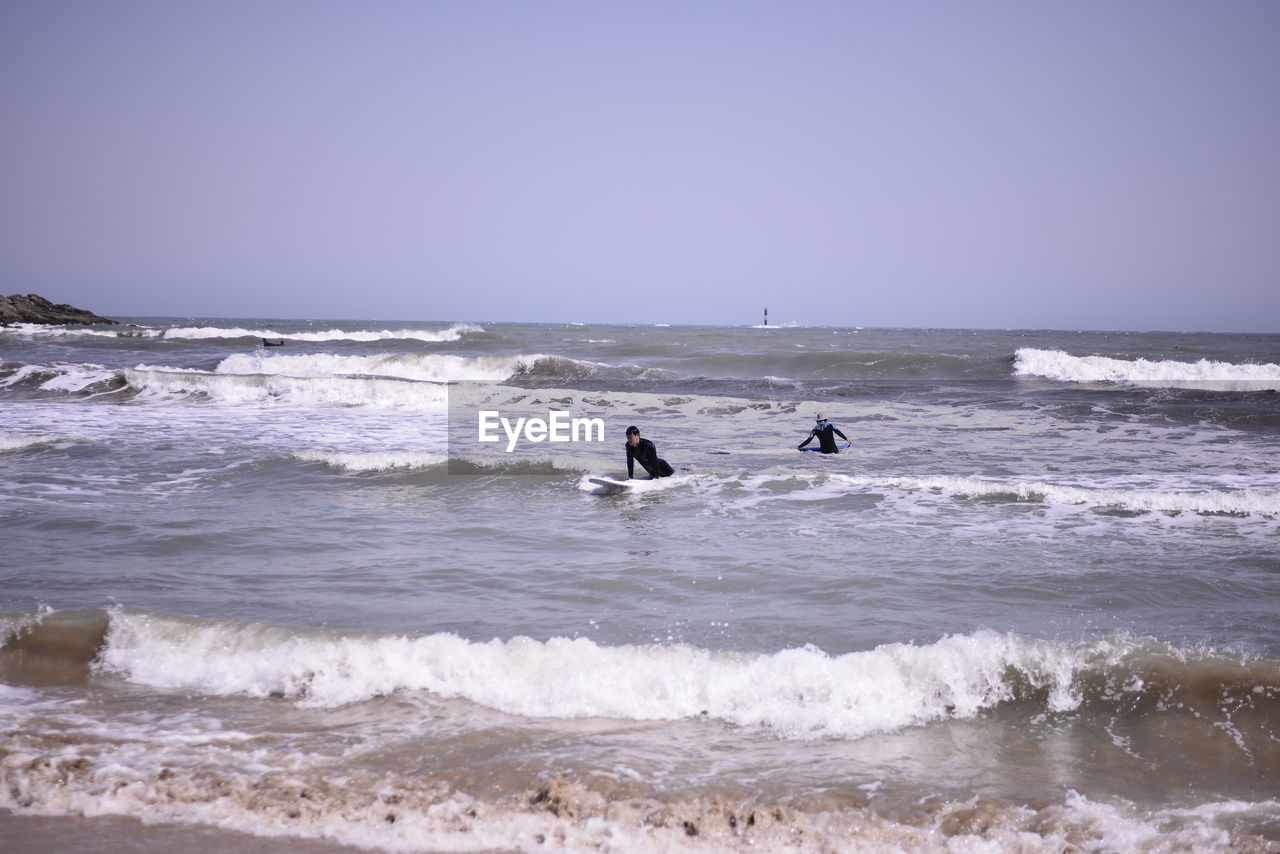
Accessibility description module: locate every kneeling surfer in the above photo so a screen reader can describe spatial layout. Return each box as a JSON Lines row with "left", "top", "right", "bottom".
{"left": 625, "top": 426, "right": 674, "bottom": 479}
{"left": 797, "top": 412, "right": 850, "bottom": 454}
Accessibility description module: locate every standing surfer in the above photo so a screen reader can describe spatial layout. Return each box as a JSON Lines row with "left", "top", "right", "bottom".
{"left": 796, "top": 412, "right": 851, "bottom": 454}
{"left": 625, "top": 426, "right": 675, "bottom": 479}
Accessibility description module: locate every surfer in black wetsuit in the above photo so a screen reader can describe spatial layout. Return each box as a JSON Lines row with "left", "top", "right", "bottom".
{"left": 797, "top": 412, "right": 850, "bottom": 454}
{"left": 625, "top": 426, "right": 674, "bottom": 479}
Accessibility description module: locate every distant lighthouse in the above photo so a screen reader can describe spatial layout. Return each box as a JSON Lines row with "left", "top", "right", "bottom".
{"left": 763, "top": 307, "right": 769, "bottom": 327}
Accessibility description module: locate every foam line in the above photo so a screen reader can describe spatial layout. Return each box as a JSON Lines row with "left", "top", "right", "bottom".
{"left": 99, "top": 613, "right": 1241, "bottom": 740}
{"left": 1014, "top": 348, "right": 1280, "bottom": 389}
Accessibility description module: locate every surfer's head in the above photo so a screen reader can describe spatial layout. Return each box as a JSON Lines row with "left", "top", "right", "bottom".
{"left": 626, "top": 425, "right": 640, "bottom": 446}
{"left": 815, "top": 412, "right": 827, "bottom": 422}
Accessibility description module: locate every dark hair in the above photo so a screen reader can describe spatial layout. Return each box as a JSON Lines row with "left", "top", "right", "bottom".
{"left": 625, "top": 426, "right": 640, "bottom": 436}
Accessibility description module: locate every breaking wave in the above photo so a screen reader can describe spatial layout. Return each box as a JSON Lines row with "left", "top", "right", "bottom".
{"left": 0, "top": 361, "right": 124, "bottom": 396}
{"left": 0, "top": 322, "right": 134, "bottom": 339}
{"left": 0, "top": 321, "right": 485, "bottom": 343}
{"left": 1014, "top": 348, "right": 1280, "bottom": 390}
{"left": 77, "top": 610, "right": 1277, "bottom": 740}
{"left": 122, "top": 367, "right": 449, "bottom": 409}
{"left": 294, "top": 450, "right": 595, "bottom": 474}
{"left": 0, "top": 432, "right": 71, "bottom": 453}
{"left": 163, "top": 322, "right": 485, "bottom": 343}
{"left": 3, "top": 609, "right": 1278, "bottom": 853}
{"left": 215, "top": 351, "right": 563, "bottom": 383}
{"left": 0, "top": 352, "right": 622, "bottom": 407}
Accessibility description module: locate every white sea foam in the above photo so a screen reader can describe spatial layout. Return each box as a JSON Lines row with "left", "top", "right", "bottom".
{"left": 0, "top": 683, "right": 41, "bottom": 709}
{"left": 294, "top": 451, "right": 451, "bottom": 471}
{"left": 215, "top": 351, "right": 553, "bottom": 383}
{"left": 8, "top": 610, "right": 1279, "bottom": 853}
{"left": 0, "top": 323, "right": 142, "bottom": 339}
{"left": 733, "top": 474, "right": 1280, "bottom": 518}
{"left": 97, "top": 613, "right": 1097, "bottom": 737}
{"left": 0, "top": 433, "right": 68, "bottom": 453}
{"left": 123, "top": 367, "right": 450, "bottom": 410}
{"left": 1014, "top": 348, "right": 1280, "bottom": 389}
{"left": 0, "top": 362, "right": 121, "bottom": 394}
{"left": 38, "top": 365, "right": 120, "bottom": 392}
{"left": 297, "top": 450, "right": 599, "bottom": 474}
{"left": 161, "top": 323, "right": 484, "bottom": 343}
{"left": 0, "top": 354, "right": 675, "bottom": 413}
{"left": 877, "top": 475, "right": 1280, "bottom": 517}
{"left": 578, "top": 473, "right": 698, "bottom": 495}
{"left": 118, "top": 351, "right": 606, "bottom": 408}
{"left": 1, "top": 746, "right": 1272, "bottom": 854}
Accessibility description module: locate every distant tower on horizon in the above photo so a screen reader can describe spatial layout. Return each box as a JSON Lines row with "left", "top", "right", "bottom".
{"left": 763, "top": 307, "right": 768, "bottom": 326}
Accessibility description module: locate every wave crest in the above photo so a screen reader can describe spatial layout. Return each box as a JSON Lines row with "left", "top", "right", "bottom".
{"left": 215, "top": 351, "right": 550, "bottom": 383}
{"left": 85, "top": 611, "right": 1279, "bottom": 743}
{"left": 162, "top": 323, "right": 484, "bottom": 343}
{"left": 294, "top": 451, "right": 593, "bottom": 474}
{"left": 1014, "top": 348, "right": 1280, "bottom": 390}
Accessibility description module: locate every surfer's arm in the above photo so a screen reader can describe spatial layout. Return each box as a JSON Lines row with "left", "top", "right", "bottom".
{"left": 626, "top": 445, "right": 635, "bottom": 479}
{"left": 833, "top": 428, "right": 849, "bottom": 442}
{"left": 797, "top": 427, "right": 816, "bottom": 450}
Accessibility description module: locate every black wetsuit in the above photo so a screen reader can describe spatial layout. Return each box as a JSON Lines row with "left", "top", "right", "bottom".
{"left": 798, "top": 420, "right": 849, "bottom": 454}
{"left": 626, "top": 437, "right": 674, "bottom": 478}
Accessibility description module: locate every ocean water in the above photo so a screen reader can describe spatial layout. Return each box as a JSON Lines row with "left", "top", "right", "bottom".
{"left": 2, "top": 318, "right": 1279, "bottom": 853}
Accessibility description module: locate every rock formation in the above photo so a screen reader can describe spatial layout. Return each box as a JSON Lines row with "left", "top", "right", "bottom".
{"left": 0, "top": 294, "right": 119, "bottom": 325}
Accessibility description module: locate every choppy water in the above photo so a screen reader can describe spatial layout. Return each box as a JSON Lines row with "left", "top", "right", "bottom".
{"left": 2, "top": 318, "right": 1279, "bottom": 852}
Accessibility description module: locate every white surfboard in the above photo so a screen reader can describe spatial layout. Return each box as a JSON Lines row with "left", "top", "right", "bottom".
{"left": 587, "top": 476, "right": 634, "bottom": 495}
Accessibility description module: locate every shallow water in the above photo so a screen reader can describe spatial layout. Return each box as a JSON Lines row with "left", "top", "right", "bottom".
{"left": 3, "top": 319, "right": 1279, "bottom": 852}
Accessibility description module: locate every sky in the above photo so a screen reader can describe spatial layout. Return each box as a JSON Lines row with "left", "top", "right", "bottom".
{"left": 2, "top": 0, "right": 1278, "bottom": 332}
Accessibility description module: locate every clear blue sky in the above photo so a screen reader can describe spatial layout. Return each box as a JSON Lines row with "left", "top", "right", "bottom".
{"left": 2, "top": 0, "right": 1277, "bottom": 331}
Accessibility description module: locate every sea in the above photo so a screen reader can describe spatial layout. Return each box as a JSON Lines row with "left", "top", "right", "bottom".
{"left": 2, "top": 318, "right": 1278, "bottom": 853}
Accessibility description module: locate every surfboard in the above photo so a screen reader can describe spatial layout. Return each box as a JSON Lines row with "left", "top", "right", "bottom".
{"left": 801, "top": 443, "right": 853, "bottom": 453}
{"left": 587, "top": 476, "right": 634, "bottom": 495}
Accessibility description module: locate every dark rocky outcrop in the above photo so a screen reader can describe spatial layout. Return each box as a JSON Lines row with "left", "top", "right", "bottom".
{"left": 0, "top": 293, "right": 118, "bottom": 325}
